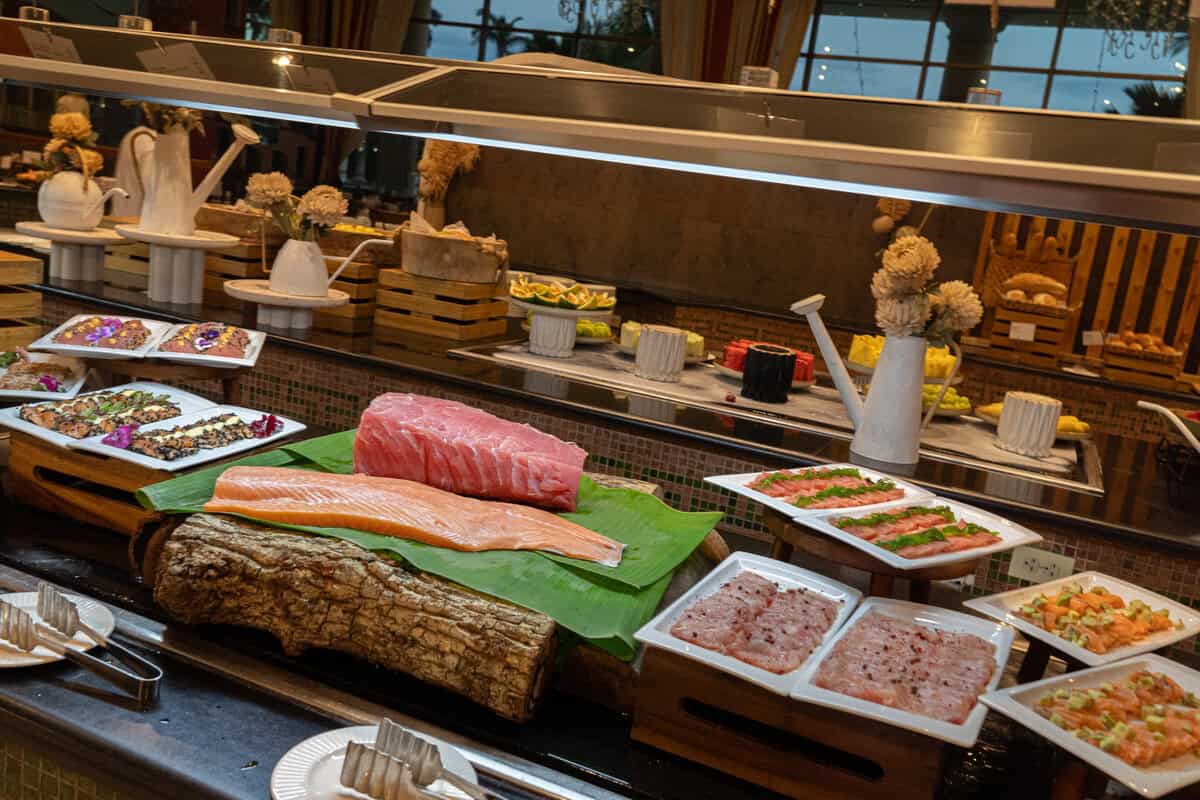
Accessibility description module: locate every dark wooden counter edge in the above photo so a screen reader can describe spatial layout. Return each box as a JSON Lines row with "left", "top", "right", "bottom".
{"left": 33, "top": 282, "right": 1200, "bottom": 556}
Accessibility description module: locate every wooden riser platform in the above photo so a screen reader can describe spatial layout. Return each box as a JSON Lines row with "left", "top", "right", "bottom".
{"left": 633, "top": 648, "right": 947, "bottom": 800}
{"left": 374, "top": 268, "right": 508, "bottom": 342}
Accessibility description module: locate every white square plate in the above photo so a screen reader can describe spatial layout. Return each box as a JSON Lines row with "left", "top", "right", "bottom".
{"left": 147, "top": 323, "right": 266, "bottom": 369}
{"left": 981, "top": 654, "right": 1200, "bottom": 798}
{"left": 704, "top": 462, "right": 933, "bottom": 521}
{"left": 0, "top": 353, "right": 88, "bottom": 401}
{"left": 634, "top": 552, "right": 862, "bottom": 695}
{"left": 28, "top": 314, "right": 173, "bottom": 360}
{"left": 802, "top": 496, "right": 1043, "bottom": 571}
{"left": 71, "top": 404, "right": 304, "bottom": 472}
{"left": 791, "top": 597, "right": 1013, "bottom": 747}
{"left": 964, "top": 571, "right": 1200, "bottom": 667}
{"left": 0, "top": 382, "right": 216, "bottom": 449}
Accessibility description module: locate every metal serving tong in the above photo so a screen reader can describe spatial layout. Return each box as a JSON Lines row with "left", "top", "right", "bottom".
{"left": 340, "top": 718, "right": 505, "bottom": 800}
{"left": 0, "top": 584, "right": 161, "bottom": 708}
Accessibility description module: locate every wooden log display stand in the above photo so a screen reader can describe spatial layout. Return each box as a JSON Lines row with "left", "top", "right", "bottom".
{"left": 633, "top": 648, "right": 948, "bottom": 799}
{"left": 0, "top": 250, "right": 43, "bottom": 350}
{"left": 6, "top": 431, "right": 169, "bottom": 538}
{"left": 375, "top": 268, "right": 508, "bottom": 342}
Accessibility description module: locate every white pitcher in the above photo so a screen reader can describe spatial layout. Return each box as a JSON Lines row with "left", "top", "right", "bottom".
{"left": 37, "top": 171, "right": 128, "bottom": 230}
{"left": 268, "top": 237, "right": 393, "bottom": 297}
{"left": 139, "top": 127, "right": 195, "bottom": 235}
{"left": 851, "top": 335, "right": 926, "bottom": 468}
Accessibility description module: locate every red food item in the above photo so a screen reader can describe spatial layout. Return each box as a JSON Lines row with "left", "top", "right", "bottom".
{"left": 814, "top": 611, "right": 996, "bottom": 724}
{"left": 353, "top": 393, "right": 587, "bottom": 511}
{"left": 1187, "top": 410, "right": 1200, "bottom": 422}
{"left": 723, "top": 339, "right": 813, "bottom": 382}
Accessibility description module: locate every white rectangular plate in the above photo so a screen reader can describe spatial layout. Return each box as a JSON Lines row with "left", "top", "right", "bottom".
{"left": 981, "top": 654, "right": 1200, "bottom": 798}
{"left": 791, "top": 597, "right": 1013, "bottom": 747}
{"left": 147, "top": 323, "right": 266, "bottom": 369}
{"left": 704, "top": 462, "right": 933, "bottom": 520}
{"left": 71, "top": 404, "right": 304, "bottom": 472}
{"left": 634, "top": 552, "right": 862, "bottom": 695}
{"left": 802, "top": 496, "right": 1043, "bottom": 571}
{"left": 0, "top": 354, "right": 88, "bottom": 401}
{"left": 0, "top": 382, "right": 216, "bottom": 449}
{"left": 27, "top": 314, "right": 172, "bottom": 360}
{"left": 964, "top": 571, "right": 1200, "bottom": 667}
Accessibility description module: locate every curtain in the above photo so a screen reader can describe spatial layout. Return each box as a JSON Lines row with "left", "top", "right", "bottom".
{"left": 660, "top": 0, "right": 815, "bottom": 87}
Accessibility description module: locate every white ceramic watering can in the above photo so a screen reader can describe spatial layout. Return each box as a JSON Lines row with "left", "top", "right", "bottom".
{"left": 37, "top": 172, "right": 130, "bottom": 230}
{"left": 790, "top": 294, "right": 960, "bottom": 472}
{"left": 138, "top": 123, "right": 261, "bottom": 236}
{"left": 267, "top": 237, "right": 393, "bottom": 298}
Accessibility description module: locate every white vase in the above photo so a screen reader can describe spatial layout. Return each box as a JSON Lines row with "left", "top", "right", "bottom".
{"left": 850, "top": 335, "right": 926, "bottom": 468}
{"left": 139, "top": 127, "right": 196, "bottom": 235}
{"left": 268, "top": 239, "right": 330, "bottom": 297}
{"left": 528, "top": 313, "right": 577, "bottom": 358}
{"left": 635, "top": 325, "right": 687, "bottom": 382}
{"left": 37, "top": 171, "right": 103, "bottom": 230}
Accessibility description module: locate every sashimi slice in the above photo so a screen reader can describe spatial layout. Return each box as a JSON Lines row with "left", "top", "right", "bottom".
{"left": 800, "top": 487, "right": 906, "bottom": 509}
{"left": 753, "top": 476, "right": 869, "bottom": 498}
{"left": 670, "top": 572, "right": 777, "bottom": 652}
{"left": 203, "top": 466, "right": 623, "bottom": 565}
{"left": 353, "top": 393, "right": 587, "bottom": 511}
{"left": 839, "top": 512, "right": 954, "bottom": 542}
{"left": 725, "top": 587, "right": 840, "bottom": 673}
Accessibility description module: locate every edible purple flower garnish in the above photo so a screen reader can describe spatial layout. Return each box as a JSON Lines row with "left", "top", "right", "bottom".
{"left": 37, "top": 375, "right": 60, "bottom": 392}
{"left": 250, "top": 414, "right": 282, "bottom": 438}
{"left": 201, "top": 327, "right": 221, "bottom": 339}
{"left": 86, "top": 320, "right": 120, "bottom": 343}
{"left": 101, "top": 423, "right": 138, "bottom": 449}
{"left": 194, "top": 336, "right": 216, "bottom": 351}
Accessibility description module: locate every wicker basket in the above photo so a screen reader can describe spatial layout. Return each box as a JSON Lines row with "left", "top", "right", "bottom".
{"left": 997, "top": 295, "right": 1072, "bottom": 319}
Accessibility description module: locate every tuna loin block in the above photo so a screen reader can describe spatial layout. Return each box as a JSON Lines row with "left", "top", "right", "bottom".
{"left": 353, "top": 393, "right": 588, "bottom": 511}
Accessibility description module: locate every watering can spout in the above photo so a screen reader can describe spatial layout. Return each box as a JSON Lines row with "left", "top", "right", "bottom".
{"left": 789, "top": 293, "right": 865, "bottom": 429}
{"left": 326, "top": 238, "right": 393, "bottom": 287}
{"left": 189, "top": 123, "right": 260, "bottom": 214}
{"left": 85, "top": 186, "right": 130, "bottom": 219}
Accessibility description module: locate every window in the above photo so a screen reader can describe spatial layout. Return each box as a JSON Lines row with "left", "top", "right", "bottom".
{"left": 406, "top": 0, "right": 661, "bottom": 72}
{"left": 792, "top": 0, "right": 1188, "bottom": 117}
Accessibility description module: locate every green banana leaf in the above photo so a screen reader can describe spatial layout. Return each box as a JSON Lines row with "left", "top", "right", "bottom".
{"left": 280, "top": 431, "right": 720, "bottom": 590}
{"left": 137, "top": 431, "right": 721, "bottom": 660}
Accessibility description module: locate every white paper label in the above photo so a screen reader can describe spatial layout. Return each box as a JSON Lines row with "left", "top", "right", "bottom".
{"left": 282, "top": 65, "right": 337, "bottom": 94}
{"left": 20, "top": 150, "right": 40, "bottom": 164}
{"left": 137, "top": 42, "right": 216, "bottom": 80}
{"left": 1082, "top": 330, "right": 1105, "bottom": 347}
{"left": 19, "top": 28, "right": 81, "bottom": 63}
{"left": 0, "top": 156, "right": 10, "bottom": 170}
{"left": 1009, "top": 321, "right": 1037, "bottom": 341}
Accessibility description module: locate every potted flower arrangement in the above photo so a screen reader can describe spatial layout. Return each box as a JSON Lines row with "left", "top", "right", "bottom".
{"left": 34, "top": 112, "right": 126, "bottom": 230}
{"left": 245, "top": 171, "right": 349, "bottom": 297}
{"left": 851, "top": 234, "right": 983, "bottom": 466}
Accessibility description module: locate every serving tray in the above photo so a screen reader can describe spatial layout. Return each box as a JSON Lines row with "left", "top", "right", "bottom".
{"left": 148, "top": 323, "right": 266, "bottom": 369}
{"left": 964, "top": 571, "right": 1200, "bottom": 667}
{"left": 28, "top": 314, "right": 172, "bottom": 360}
{"left": 634, "top": 552, "right": 861, "bottom": 695}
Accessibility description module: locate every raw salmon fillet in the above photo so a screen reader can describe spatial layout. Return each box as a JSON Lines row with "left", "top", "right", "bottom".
{"left": 354, "top": 394, "right": 587, "bottom": 511}
{"left": 203, "top": 466, "right": 623, "bottom": 565}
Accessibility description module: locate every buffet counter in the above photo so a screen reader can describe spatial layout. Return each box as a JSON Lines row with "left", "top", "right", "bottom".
{"left": 0, "top": 508, "right": 1091, "bottom": 800}
{"left": 28, "top": 277, "right": 1200, "bottom": 553}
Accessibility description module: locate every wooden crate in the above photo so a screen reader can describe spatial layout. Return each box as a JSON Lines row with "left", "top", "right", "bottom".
{"left": 203, "top": 242, "right": 274, "bottom": 280}
{"left": 984, "top": 305, "right": 1076, "bottom": 369}
{"left": 0, "top": 251, "right": 42, "bottom": 285}
{"left": 104, "top": 241, "right": 150, "bottom": 290}
{"left": 633, "top": 648, "right": 947, "bottom": 800}
{"left": 1102, "top": 351, "right": 1184, "bottom": 391}
{"left": 0, "top": 286, "right": 41, "bottom": 318}
{"left": 320, "top": 229, "right": 400, "bottom": 267}
{"left": 0, "top": 319, "right": 40, "bottom": 350}
{"left": 315, "top": 299, "right": 376, "bottom": 334}
{"left": 374, "top": 268, "right": 508, "bottom": 341}
{"left": 6, "top": 431, "right": 168, "bottom": 538}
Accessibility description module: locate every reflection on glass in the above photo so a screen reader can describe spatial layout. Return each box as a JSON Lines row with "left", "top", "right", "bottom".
{"left": 429, "top": 1, "right": 486, "bottom": 24}
{"left": 808, "top": 58, "right": 921, "bottom": 98}
{"left": 788, "top": 57, "right": 809, "bottom": 90}
{"left": 478, "top": 20, "right": 534, "bottom": 59}
{"left": 930, "top": 5, "right": 1057, "bottom": 68}
{"left": 576, "top": 38, "right": 658, "bottom": 71}
{"left": 488, "top": 0, "right": 578, "bottom": 33}
{"left": 412, "top": 22, "right": 480, "bottom": 61}
{"left": 923, "top": 68, "right": 1047, "bottom": 109}
{"left": 1048, "top": 74, "right": 1185, "bottom": 116}
{"left": 813, "top": 0, "right": 931, "bottom": 61}
{"left": 1057, "top": 16, "right": 1186, "bottom": 76}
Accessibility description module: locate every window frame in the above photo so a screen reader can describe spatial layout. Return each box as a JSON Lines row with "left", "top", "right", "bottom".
{"left": 794, "top": 0, "right": 1187, "bottom": 115}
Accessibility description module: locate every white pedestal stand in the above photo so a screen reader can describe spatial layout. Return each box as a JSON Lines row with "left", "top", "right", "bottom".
{"left": 15, "top": 222, "right": 124, "bottom": 282}
{"left": 224, "top": 279, "right": 349, "bottom": 332}
{"left": 115, "top": 225, "right": 239, "bottom": 306}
